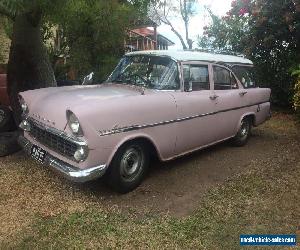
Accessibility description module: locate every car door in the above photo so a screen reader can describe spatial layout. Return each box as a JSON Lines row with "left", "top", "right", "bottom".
{"left": 171, "top": 62, "right": 218, "bottom": 155}
{"left": 231, "top": 64, "right": 269, "bottom": 106}
{"left": 210, "top": 64, "right": 247, "bottom": 141}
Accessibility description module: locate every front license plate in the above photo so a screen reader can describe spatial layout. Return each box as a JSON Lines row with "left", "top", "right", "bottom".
{"left": 31, "top": 145, "right": 47, "bottom": 163}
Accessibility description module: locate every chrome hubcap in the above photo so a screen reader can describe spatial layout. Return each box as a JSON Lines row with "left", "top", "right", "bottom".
{"left": 120, "top": 147, "right": 143, "bottom": 181}
{"left": 241, "top": 126, "right": 247, "bottom": 136}
{"left": 0, "top": 110, "right": 5, "bottom": 123}
{"left": 239, "top": 120, "right": 249, "bottom": 138}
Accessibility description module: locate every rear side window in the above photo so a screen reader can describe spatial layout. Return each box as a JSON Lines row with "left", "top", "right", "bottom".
{"left": 183, "top": 65, "right": 210, "bottom": 91}
{"left": 232, "top": 66, "right": 256, "bottom": 88}
{"left": 213, "top": 66, "right": 238, "bottom": 90}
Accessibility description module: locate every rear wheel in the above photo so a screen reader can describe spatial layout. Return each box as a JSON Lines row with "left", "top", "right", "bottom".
{"left": 106, "top": 141, "right": 149, "bottom": 193}
{"left": 232, "top": 117, "right": 252, "bottom": 147}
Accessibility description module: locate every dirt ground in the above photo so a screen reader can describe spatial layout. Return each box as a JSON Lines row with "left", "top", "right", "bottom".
{"left": 0, "top": 113, "right": 299, "bottom": 242}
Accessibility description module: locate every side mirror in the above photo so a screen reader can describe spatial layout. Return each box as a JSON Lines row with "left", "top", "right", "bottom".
{"left": 184, "top": 81, "right": 193, "bottom": 92}
{"left": 82, "top": 72, "right": 94, "bottom": 85}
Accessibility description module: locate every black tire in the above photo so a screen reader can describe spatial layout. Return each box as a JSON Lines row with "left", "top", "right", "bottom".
{"left": 106, "top": 141, "right": 150, "bottom": 193}
{"left": 0, "top": 131, "right": 21, "bottom": 157}
{"left": 0, "top": 105, "right": 16, "bottom": 132}
{"left": 232, "top": 117, "right": 252, "bottom": 147}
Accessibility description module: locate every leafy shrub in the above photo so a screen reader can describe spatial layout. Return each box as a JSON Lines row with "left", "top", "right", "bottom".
{"left": 292, "top": 66, "right": 300, "bottom": 120}
{"left": 198, "top": 0, "right": 300, "bottom": 108}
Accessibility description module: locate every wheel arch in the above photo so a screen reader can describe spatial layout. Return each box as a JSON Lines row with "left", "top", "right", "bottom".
{"left": 235, "top": 112, "right": 256, "bottom": 134}
{"left": 106, "top": 133, "right": 162, "bottom": 167}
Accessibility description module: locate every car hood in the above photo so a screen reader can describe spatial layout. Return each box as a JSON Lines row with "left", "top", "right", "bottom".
{"left": 20, "top": 83, "right": 145, "bottom": 130}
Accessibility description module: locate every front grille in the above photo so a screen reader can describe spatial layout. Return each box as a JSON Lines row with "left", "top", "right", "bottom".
{"left": 29, "top": 121, "right": 78, "bottom": 158}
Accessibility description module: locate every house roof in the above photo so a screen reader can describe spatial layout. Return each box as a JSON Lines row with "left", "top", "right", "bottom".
{"left": 126, "top": 50, "right": 253, "bottom": 65}
{"left": 131, "top": 28, "right": 155, "bottom": 37}
{"left": 131, "top": 28, "right": 175, "bottom": 46}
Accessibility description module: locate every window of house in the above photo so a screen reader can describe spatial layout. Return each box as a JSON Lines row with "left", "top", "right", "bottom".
{"left": 183, "top": 65, "right": 210, "bottom": 91}
{"left": 213, "top": 66, "right": 238, "bottom": 90}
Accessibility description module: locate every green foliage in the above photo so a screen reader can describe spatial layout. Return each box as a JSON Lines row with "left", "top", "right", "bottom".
{"left": 197, "top": 8, "right": 249, "bottom": 53}
{"left": 0, "top": 0, "right": 150, "bottom": 82}
{"left": 291, "top": 65, "right": 300, "bottom": 120}
{"left": 0, "top": 16, "right": 11, "bottom": 64}
{"left": 56, "top": 0, "right": 147, "bottom": 82}
{"left": 0, "top": 0, "right": 67, "bottom": 20}
{"left": 198, "top": 0, "right": 300, "bottom": 108}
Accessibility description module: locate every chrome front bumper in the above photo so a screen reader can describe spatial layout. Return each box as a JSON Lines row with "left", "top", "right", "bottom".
{"left": 18, "top": 135, "right": 107, "bottom": 183}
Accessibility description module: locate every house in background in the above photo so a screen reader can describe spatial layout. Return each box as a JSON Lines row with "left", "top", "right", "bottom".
{"left": 126, "top": 27, "right": 175, "bottom": 52}
{"left": 125, "top": 17, "right": 174, "bottom": 52}
{"left": 49, "top": 17, "right": 174, "bottom": 57}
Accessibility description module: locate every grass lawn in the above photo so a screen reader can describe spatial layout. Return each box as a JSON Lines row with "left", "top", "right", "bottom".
{"left": 1, "top": 113, "right": 300, "bottom": 249}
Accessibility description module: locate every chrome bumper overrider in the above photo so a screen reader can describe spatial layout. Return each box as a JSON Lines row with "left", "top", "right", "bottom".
{"left": 18, "top": 135, "right": 107, "bottom": 183}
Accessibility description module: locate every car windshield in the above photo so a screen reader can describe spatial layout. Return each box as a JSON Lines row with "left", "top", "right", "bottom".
{"left": 107, "top": 55, "right": 180, "bottom": 90}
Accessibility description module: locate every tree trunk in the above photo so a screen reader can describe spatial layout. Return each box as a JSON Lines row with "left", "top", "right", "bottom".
{"left": 7, "top": 12, "right": 56, "bottom": 124}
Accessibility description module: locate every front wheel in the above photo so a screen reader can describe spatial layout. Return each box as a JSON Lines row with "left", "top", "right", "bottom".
{"left": 232, "top": 117, "right": 252, "bottom": 147}
{"left": 106, "top": 142, "right": 149, "bottom": 193}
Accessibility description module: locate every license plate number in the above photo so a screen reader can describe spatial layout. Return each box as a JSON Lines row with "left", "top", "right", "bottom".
{"left": 31, "top": 145, "right": 47, "bottom": 163}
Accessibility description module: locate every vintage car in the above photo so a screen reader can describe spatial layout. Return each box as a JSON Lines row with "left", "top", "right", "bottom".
{"left": 18, "top": 50, "right": 271, "bottom": 193}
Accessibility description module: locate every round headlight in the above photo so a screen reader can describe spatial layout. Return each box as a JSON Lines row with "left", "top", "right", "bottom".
{"left": 67, "top": 110, "right": 83, "bottom": 136}
{"left": 74, "top": 146, "right": 89, "bottom": 162}
{"left": 19, "top": 96, "right": 29, "bottom": 117}
{"left": 19, "top": 119, "right": 31, "bottom": 132}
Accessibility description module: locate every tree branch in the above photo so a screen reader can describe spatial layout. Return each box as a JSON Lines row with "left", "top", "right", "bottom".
{"left": 163, "top": 17, "right": 188, "bottom": 49}
{"left": 152, "top": 1, "right": 188, "bottom": 49}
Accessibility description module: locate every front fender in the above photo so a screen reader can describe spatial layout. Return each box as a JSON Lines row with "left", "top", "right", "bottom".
{"left": 74, "top": 92, "right": 177, "bottom": 149}
{"left": 105, "top": 132, "right": 163, "bottom": 167}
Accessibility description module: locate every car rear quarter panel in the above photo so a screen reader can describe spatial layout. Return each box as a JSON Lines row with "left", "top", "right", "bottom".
{"left": 247, "top": 87, "right": 271, "bottom": 125}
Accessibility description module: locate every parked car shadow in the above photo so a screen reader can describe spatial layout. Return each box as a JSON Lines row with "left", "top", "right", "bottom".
{"left": 2, "top": 125, "right": 292, "bottom": 217}
{"left": 45, "top": 135, "right": 261, "bottom": 216}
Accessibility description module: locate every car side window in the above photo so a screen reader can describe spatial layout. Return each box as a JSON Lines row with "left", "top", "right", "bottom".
{"left": 230, "top": 73, "right": 238, "bottom": 89}
{"left": 213, "top": 66, "right": 238, "bottom": 90}
{"left": 183, "top": 65, "right": 210, "bottom": 91}
{"left": 232, "top": 66, "right": 256, "bottom": 88}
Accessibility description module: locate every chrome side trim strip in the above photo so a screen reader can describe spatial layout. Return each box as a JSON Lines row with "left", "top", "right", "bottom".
{"left": 98, "top": 101, "right": 268, "bottom": 136}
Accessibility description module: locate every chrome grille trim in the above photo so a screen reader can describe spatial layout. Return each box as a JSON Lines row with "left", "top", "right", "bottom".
{"left": 27, "top": 118, "right": 87, "bottom": 159}
{"left": 18, "top": 135, "right": 107, "bottom": 183}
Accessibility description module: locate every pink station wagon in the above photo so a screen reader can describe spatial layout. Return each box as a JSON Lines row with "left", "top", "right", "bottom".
{"left": 18, "top": 51, "right": 271, "bottom": 193}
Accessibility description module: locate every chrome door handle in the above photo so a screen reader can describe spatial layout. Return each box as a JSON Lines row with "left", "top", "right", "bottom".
{"left": 239, "top": 91, "right": 247, "bottom": 96}
{"left": 209, "top": 94, "right": 219, "bottom": 100}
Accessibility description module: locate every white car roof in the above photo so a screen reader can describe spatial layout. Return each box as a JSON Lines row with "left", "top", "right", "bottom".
{"left": 126, "top": 50, "right": 253, "bottom": 65}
